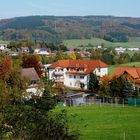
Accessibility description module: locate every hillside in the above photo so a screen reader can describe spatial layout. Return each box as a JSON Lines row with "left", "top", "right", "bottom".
{"left": 1, "top": 15, "right": 140, "bottom": 40}
{"left": 64, "top": 37, "right": 140, "bottom": 48}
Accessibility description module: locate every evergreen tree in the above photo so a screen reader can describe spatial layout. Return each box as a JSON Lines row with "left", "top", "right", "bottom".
{"left": 122, "top": 81, "right": 134, "bottom": 98}
{"left": 88, "top": 73, "right": 99, "bottom": 92}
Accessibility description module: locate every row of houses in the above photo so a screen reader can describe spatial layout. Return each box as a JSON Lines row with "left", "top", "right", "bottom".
{"left": 0, "top": 42, "right": 51, "bottom": 56}
{"left": 115, "top": 46, "right": 140, "bottom": 54}
{"left": 22, "top": 59, "right": 140, "bottom": 94}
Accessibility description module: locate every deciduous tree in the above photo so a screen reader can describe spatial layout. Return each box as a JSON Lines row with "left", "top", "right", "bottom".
{"left": 22, "top": 55, "right": 43, "bottom": 77}
{"left": 98, "top": 75, "right": 111, "bottom": 97}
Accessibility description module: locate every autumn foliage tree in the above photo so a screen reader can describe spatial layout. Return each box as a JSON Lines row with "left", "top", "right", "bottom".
{"left": 0, "top": 55, "right": 12, "bottom": 80}
{"left": 98, "top": 75, "right": 111, "bottom": 97}
{"left": 22, "top": 55, "right": 43, "bottom": 77}
{"left": 0, "top": 55, "right": 26, "bottom": 108}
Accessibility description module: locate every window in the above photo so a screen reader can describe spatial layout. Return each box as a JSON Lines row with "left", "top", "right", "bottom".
{"left": 69, "top": 75, "right": 72, "bottom": 78}
{"left": 31, "top": 81, "right": 37, "bottom": 85}
{"left": 74, "top": 75, "right": 76, "bottom": 79}
{"left": 79, "top": 68, "right": 84, "bottom": 71}
{"left": 80, "top": 75, "right": 84, "bottom": 79}
{"left": 61, "top": 69, "right": 63, "bottom": 71}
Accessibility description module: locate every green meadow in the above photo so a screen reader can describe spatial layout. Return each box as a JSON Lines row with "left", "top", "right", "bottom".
{"left": 64, "top": 37, "right": 140, "bottom": 48}
{"left": 57, "top": 105, "right": 140, "bottom": 140}
{"left": 109, "top": 62, "right": 140, "bottom": 75}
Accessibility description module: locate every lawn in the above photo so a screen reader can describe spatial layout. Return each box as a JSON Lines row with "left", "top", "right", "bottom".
{"left": 0, "top": 40, "right": 9, "bottom": 44}
{"left": 58, "top": 105, "right": 140, "bottom": 140}
{"left": 64, "top": 37, "right": 140, "bottom": 48}
{"left": 109, "top": 62, "right": 140, "bottom": 74}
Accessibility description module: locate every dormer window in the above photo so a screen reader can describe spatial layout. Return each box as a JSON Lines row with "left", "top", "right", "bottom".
{"left": 79, "top": 68, "right": 84, "bottom": 71}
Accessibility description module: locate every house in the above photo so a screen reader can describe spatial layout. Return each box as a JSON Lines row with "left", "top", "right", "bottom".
{"left": 111, "top": 66, "right": 140, "bottom": 89}
{"left": 0, "top": 41, "right": 8, "bottom": 50}
{"left": 48, "top": 59, "right": 108, "bottom": 90}
{"left": 30, "top": 46, "right": 41, "bottom": 53}
{"left": 21, "top": 47, "right": 30, "bottom": 53}
{"left": 127, "top": 48, "right": 140, "bottom": 51}
{"left": 115, "top": 46, "right": 126, "bottom": 54}
{"left": 21, "top": 67, "right": 42, "bottom": 97}
{"left": 37, "top": 48, "right": 49, "bottom": 56}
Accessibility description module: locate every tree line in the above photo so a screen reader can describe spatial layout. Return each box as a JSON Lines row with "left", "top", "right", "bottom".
{"left": 90, "top": 48, "right": 140, "bottom": 65}
{"left": 88, "top": 73, "right": 140, "bottom": 100}
{"left": 0, "top": 55, "right": 79, "bottom": 139}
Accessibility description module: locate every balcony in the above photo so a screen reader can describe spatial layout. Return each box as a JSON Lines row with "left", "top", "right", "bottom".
{"left": 54, "top": 72, "right": 64, "bottom": 76}
{"left": 55, "top": 78, "right": 64, "bottom": 83}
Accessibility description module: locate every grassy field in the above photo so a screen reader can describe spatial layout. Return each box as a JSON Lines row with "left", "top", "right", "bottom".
{"left": 0, "top": 40, "right": 9, "bottom": 44}
{"left": 109, "top": 62, "right": 140, "bottom": 74}
{"left": 58, "top": 105, "right": 140, "bottom": 140}
{"left": 64, "top": 37, "right": 140, "bottom": 48}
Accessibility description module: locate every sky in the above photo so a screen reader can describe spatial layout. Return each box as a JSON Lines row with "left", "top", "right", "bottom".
{"left": 0, "top": 0, "right": 140, "bottom": 19}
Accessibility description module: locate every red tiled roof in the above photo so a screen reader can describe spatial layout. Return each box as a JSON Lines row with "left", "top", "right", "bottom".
{"left": 111, "top": 66, "right": 140, "bottom": 84}
{"left": 48, "top": 59, "right": 108, "bottom": 74}
{"left": 48, "top": 59, "right": 108, "bottom": 69}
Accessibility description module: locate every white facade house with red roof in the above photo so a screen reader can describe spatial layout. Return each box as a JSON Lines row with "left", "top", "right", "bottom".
{"left": 48, "top": 60, "right": 108, "bottom": 90}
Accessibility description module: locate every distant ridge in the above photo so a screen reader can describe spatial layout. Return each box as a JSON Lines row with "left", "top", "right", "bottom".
{"left": 1, "top": 15, "right": 140, "bottom": 40}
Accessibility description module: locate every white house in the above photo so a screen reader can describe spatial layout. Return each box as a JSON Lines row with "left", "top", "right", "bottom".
{"left": 0, "top": 43, "right": 8, "bottom": 50}
{"left": 21, "top": 67, "right": 43, "bottom": 98}
{"left": 127, "top": 48, "right": 140, "bottom": 51}
{"left": 115, "top": 47, "right": 126, "bottom": 54}
{"left": 37, "top": 49, "right": 49, "bottom": 56}
{"left": 48, "top": 60, "right": 108, "bottom": 90}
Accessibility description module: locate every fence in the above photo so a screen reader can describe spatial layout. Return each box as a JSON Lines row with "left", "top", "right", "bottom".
{"left": 82, "top": 133, "right": 140, "bottom": 140}
{"left": 61, "top": 96, "right": 140, "bottom": 107}
{"left": 128, "top": 98, "right": 140, "bottom": 107}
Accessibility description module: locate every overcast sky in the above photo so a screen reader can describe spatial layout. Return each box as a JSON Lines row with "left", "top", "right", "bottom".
{"left": 0, "top": 0, "right": 139, "bottom": 19}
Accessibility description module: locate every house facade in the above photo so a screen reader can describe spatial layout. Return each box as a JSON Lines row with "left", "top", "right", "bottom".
{"left": 111, "top": 66, "right": 140, "bottom": 90}
{"left": 48, "top": 60, "right": 108, "bottom": 90}
{"left": 21, "top": 67, "right": 43, "bottom": 97}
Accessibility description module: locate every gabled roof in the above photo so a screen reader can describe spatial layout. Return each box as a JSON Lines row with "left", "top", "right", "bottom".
{"left": 21, "top": 67, "right": 40, "bottom": 81}
{"left": 111, "top": 66, "right": 140, "bottom": 84}
{"left": 48, "top": 59, "right": 108, "bottom": 69}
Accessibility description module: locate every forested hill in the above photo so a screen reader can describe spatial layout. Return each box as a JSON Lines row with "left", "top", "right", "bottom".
{"left": 1, "top": 15, "right": 140, "bottom": 41}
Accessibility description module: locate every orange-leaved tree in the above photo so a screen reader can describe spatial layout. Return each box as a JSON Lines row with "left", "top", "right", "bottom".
{"left": 22, "top": 55, "right": 43, "bottom": 77}
{"left": 0, "top": 55, "right": 13, "bottom": 80}
{"left": 98, "top": 75, "right": 111, "bottom": 98}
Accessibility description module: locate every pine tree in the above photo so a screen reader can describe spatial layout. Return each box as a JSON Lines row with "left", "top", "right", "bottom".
{"left": 88, "top": 73, "right": 99, "bottom": 92}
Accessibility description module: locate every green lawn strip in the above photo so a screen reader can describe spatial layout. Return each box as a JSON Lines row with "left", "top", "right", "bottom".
{"left": 64, "top": 37, "right": 140, "bottom": 48}
{"left": 55, "top": 105, "right": 140, "bottom": 140}
{"left": 109, "top": 62, "right": 140, "bottom": 75}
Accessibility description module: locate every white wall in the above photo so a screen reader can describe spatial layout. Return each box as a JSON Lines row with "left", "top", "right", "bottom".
{"left": 48, "top": 69, "right": 55, "bottom": 79}
{"left": 64, "top": 74, "right": 88, "bottom": 90}
{"left": 94, "top": 67, "right": 108, "bottom": 77}
{"left": 48, "top": 67, "right": 108, "bottom": 90}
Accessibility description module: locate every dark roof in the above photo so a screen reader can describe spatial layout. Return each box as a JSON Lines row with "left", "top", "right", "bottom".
{"left": 21, "top": 67, "right": 40, "bottom": 81}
